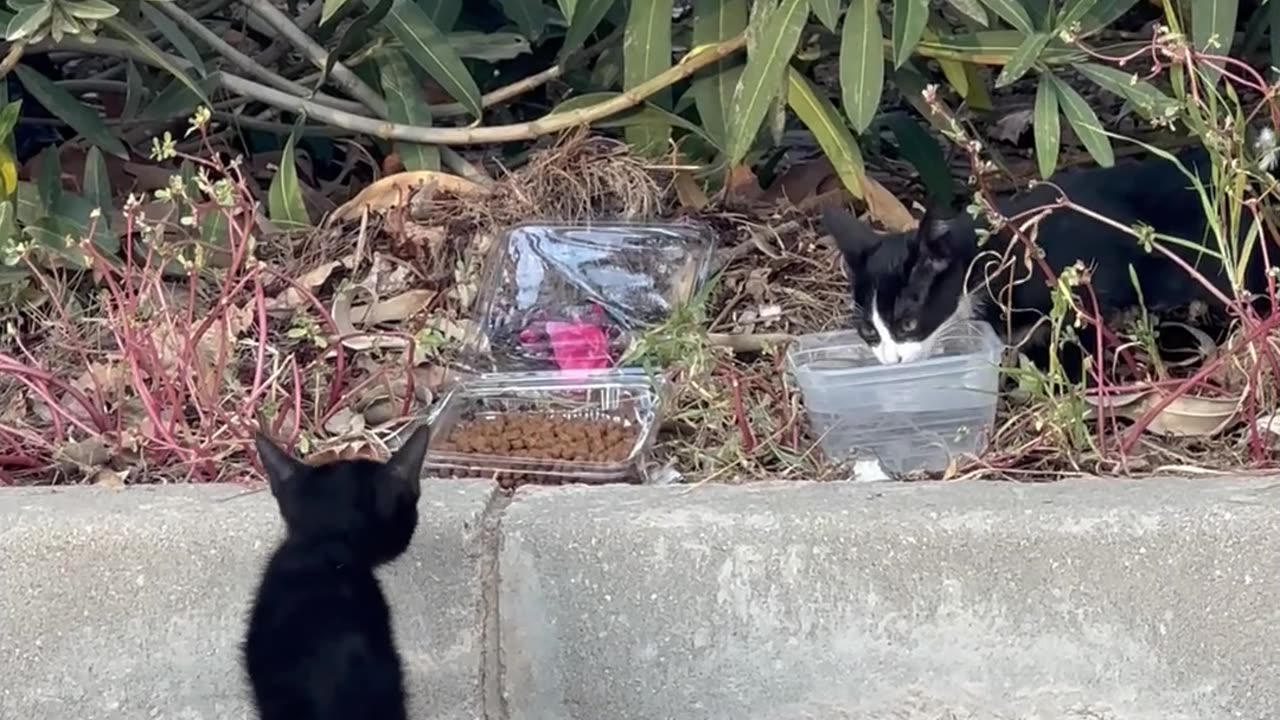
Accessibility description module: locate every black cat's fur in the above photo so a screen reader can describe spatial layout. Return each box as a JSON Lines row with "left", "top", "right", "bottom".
{"left": 821, "top": 145, "right": 1272, "bottom": 374}
{"left": 243, "top": 424, "right": 431, "bottom": 720}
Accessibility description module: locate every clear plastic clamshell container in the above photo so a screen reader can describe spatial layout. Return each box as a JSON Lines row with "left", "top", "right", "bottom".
{"left": 461, "top": 222, "right": 715, "bottom": 374}
{"left": 423, "top": 370, "right": 663, "bottom": 487}
{"left": 785, "top": 321, "right": 1005, "bottom": 476}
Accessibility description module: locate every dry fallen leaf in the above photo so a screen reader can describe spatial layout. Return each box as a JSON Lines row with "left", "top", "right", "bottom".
{"left": 92, "top": 468, "right": 128, "bottom": 489}
{"left": 328, "top": 171, "right": 487, "bottom": 225}
{"left": 266, "top": 260, "right": 341, "bottom": 312}
{"left": 990, "top": 109, "right": 1034, "bottom": 144}
{"left": 862, "top": 175, "right": 916, "bottom": 232}
{"left": 349, "top": 289, "right": 435, "bottom": 325}
{"left": 673, "top": 170, "right": 709, "bottom": 210}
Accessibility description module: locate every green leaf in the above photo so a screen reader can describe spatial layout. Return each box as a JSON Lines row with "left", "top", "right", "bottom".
{"left": 1048, "top": 73, "right": 1113, "bottom": 167}
{"left": 1072, "top": 61, "right": 1179, "bottom": 122}
{"left": 100, "top": 17, "right": 208, "bottom": 107}
{"left": 1022, "top": 0, "right": 1052, "bottom": 29}
{"left": 447, "top": 31, "right": 532, "bottom": 61}
{"left": 267, "top": 128, "right": 312, "bottom": 230}
{"left": 322, "top": 0, "right": 392, "bottom": 89}
{"left": 1056, "top": 0, "right": 1101, "bottom": 29}
{"left": 623, "top": 0, "right": 674, "bottom": 155}
{"left": 495, "top": 0, "right": 548, "bottom": 40}
{"left": 377, "top": 0, "right": 482, "bottom": 119}
{"left": 945, "top": 0, "right": 989, "bottom": 25}
{"left": 994, "top": 31, "right": 1050, "bottom": 87}
{"left": 883, "top": 113, "right": 952, "bottom": 204}
{"left": 560, "top": 0, "right": 616, "bottom": 60}
{"left": 379, "top": 50, "right": 439, "bottom": 172}
{"left": 139, "top": 1, "right": 206, "bottom": 75}
{"left": 809, "top": 0, "right": 840, "bottom": 31}
{"left": 840, "top": 0, "right": 884, "bottom": 133}
{"left": 725, "top": 0, "right": 809, "bottom": 166}
{"left": 139, "top": 74, "right": 220, "bottom": 121}
{"left": 35, "top": 148, "right": 60, "bottom": 218}
{"left": 0, "top": 144, "right": 18, "bottom": 198}
{"left": 6, "top": 3, "right": 50, "bottom": 41}
{"left": 892, "top": 0, "right": 930, "bottom": 68}
{"left": 550, "top": 92, "right": 722, "bottom": 151}
{"left": 123, "top": 60, "right": 144, "bottom": 120}
{"left": 321, "top": 0, "right": 355, "bottom": 25}
{"left": 421, "top": 0, "right": 462, "bottom": 31}
{"left": 14, "top": 65, "right": 129, "bottom": 160}
{"left": 0, "top": 100, "right": 20, "bottom": 142}
{"left": 1079, "top": 0, "right": 1140, "bottom": 33}
{"left": 1033, "top": 75, "right": 1060, "bottom": 179}
{"left": 83, "top": 145, "right": 111, "bottom": 220}
{"left": 786, "top": 68, "right": 865, "bottom": 199}
{"left": 975, "top": 0, "right": 1034, "bottom": 34}
{"left": 63, "top": 0, "right": 118, "bottom": 19}
{"left": 690, "top": 0, "right": 747, "bottom": 150}
{"left": 1192, "top": 0, "right": 1239, "bottom": 66}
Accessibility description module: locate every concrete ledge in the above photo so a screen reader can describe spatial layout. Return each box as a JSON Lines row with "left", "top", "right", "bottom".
{"left": 499, "top": 479, "right": 1280, "bottom": 720}
{"left": 3, "top": 477, "right": 1280, "bottom": 719}
{"left": 0, "top": 480, "right": 496, "bottom": 720}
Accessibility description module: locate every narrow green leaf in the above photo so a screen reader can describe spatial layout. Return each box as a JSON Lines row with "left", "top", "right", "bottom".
{"left": 495, "top": 0, "right": 548, "bottom": 40}
{"left": 1033, "top": 76, "right": 1060, "bottom": 179}
{"left": 1022, "top": 0, "right": 1051, "bottom": 29}
{"left": 883, "top": 113, "right": 952, "bottom": 204}
{"left": 945, "top": 0, "right": 989, "bottom": 25}
{"left": 1192, "top": 0, "right": 1239, "bottom": 70}
{"left": 61, "top": 0, "right": 119, "bottom": 20}
{"left": 6, "top": 4, "right": 50, "bottom": 41}
{"left": 122, "top": 60, "right": 143, "bottom": 120}
{"left": 841, "top": 0, "right": 883, "bottom": 132}
{"left": 1079, "top": 0, "right": 1139, "bottom": 33}
{"left": 14, "top": 65, "right": 128, "bottom": 159}
{"left": 377, "top": 0, "right": 482, "bottom": 118}
{"left": 447, "top": 31, "right": 532, "bottom": 61}
{"left": 139, "top": 2, "right": 205, "bottom": 75}
{"left": 0, "top": 100, "right": 20, "bottom": 141}
{"left": 550, "top": 92, "right": 722, "bottom": 150}
{"left": 994, "top": 31, "right": 1050, "bottom": 87}
{"left": 139, "top": 74, "right": 220, "bottom": 122}
{"left": 623, "top": 0, "right": 674, "bottom": 155}
{"left": 691, "top": 0, "right": 747, "bottom": 148}
{"left": 267, "top": 128, "right": 312, "bottom": 230}
{"left": 1048, "top": 73, "right": 1113, "bottom": 167}
{"left": 421, "top": 0, "right": 462, "bottom": 31}
{"left": 379, "top": 50, "right": 440, "bottom": 172}
{"left": 1072, "top": 62, "right": 1178, "bottom": 122}
{"left": 101, "top": 17, "right": 207, "bottom": 106}
{"left": 560, "top": 0, "right": 616, "bottom": 60}
{"left": 975, "top": 0, "right": 1034, "bottom": 33}
{"left": 726, "top": 0, "right": 809, "bottom": 166}
{"left": 83, "top": 145, "right": 111, "bottom": 219}
{"left": 893, "top": 0, "right": 930, "bottom": 67}
{"left": 786, "top": 68, "right": 865, "bottom": 199}
{"left": 321, "top": 0, "right": 355, "bottom": 25}
{"left": 321, "top": 0, "right": 392, "bottom": 89}
{"left": 809, "top": 0, "right": 840, "bottom": 31}
{"left": 1056, "top": 0, "right": 1101, "bottom": 29}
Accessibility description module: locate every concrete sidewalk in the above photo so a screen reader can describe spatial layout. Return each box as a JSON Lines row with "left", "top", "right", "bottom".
{"left": 2, "top": 477, "right": 1278, "bottom": 719}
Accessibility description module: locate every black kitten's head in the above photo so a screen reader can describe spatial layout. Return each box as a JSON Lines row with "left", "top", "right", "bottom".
{"left": 254, "top": 424, "right": 431, "bottom": 566}
{"left": 821, "top": 205, "right": 975, "bottom": 364}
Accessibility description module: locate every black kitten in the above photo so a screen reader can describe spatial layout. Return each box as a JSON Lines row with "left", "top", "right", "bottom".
{"left": 821, "top": 145, "right": 1269, "bottom": 370}
{"left": 243, "top": 424, "right": 431, "bottom": 720}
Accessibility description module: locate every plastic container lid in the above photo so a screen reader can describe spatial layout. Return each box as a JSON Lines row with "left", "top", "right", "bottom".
{"left": 460, "top": 222, "right": 716, "bottom": 374}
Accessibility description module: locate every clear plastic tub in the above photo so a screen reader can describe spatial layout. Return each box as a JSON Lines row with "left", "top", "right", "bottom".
{"left": 422, "top": 370, "right": 663, "bottom": 486}
{"left": 462, "top": 222, "right": 716, "bottom": 373}
{"left": 785, "top": 322, "right": 1005, "bottom": 475}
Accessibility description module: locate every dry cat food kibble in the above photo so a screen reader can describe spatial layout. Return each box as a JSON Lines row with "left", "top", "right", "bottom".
{"left": 434, "top": 412, "right": 641, "bottom": 487}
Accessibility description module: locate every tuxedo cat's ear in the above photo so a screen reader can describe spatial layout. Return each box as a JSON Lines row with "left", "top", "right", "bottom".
{"left": 255, "top": 431, "right": 306, "bottom": 495}
{"left": 385, "top": 423, "right": 430, "bottom": 489}
{"left": 821, "top": 205, "right": 881, "bottom": 264}
{"left": 916, "top": 208, "right": 955, "bottom": 268}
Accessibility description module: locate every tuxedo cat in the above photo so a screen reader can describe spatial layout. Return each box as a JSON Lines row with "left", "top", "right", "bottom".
{"left": 821, "top": 145, "right": 1271, "bottom": 372}
{"left": 243, "top": 424, "right": 431, "bottom": 720}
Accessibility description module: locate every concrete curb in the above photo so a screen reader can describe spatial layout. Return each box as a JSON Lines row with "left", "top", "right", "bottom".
{"left": 3, "top": 477, "right": 1279, "bottom": 719}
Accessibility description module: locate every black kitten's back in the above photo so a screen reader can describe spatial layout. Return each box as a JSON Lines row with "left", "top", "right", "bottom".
{"left": 243, "top": 426, "right": 430, "bottom": 720}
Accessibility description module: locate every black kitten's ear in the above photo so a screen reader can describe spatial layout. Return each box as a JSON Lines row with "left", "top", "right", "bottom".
{"left": 821, "top": 205, "right": 881, "bottom": 264}
{"left": 386, "top": 423, "right": 430, "bottom": 487}
{"left": 916, "top": 208, "right": 955, "bottom": 268}
{"left": 254, "top": 432, "right": 306, "bottom": 496}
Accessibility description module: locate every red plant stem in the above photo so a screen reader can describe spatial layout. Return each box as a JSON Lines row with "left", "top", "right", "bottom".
{"left": 257, "top": 265, "right": 348, "bottom": 410}
{"left": 250, "top": 274, "right": 269, "bottom": 402}
{"left": 0, "top": 356, "right": 109, "bottom": 431}
{"left": 725, "top": 366, "right": 756, "bottom": 455}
